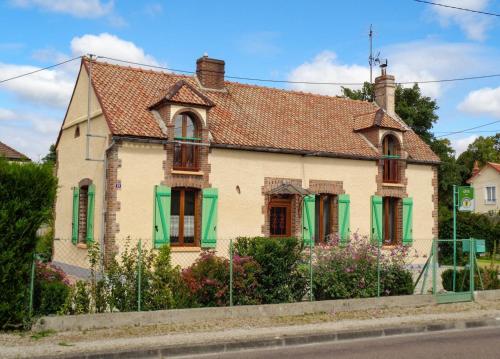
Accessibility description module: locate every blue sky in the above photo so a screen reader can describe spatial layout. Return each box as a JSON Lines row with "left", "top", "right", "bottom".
{"left": 0, "top": 0, "right": 499, "bottom": 159}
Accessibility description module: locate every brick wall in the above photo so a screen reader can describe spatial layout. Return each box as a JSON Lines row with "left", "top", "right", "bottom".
{"left": 104, "top": 142, "right": 121, "bottom": 265}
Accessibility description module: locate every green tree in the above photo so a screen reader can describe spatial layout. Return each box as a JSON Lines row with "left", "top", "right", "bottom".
{"left": 342, "top": 82, "right": 438, "bottom": 144}
{"left": 457, "top": 134, "right": 500, "bottom": 181}
{"left": 42, "top": 144, "right": 56, "bottom": 165}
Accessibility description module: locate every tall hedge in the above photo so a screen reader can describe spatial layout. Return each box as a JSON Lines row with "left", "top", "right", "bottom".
{"left": 0, "top": 158, "right": 57, "bottom": 328}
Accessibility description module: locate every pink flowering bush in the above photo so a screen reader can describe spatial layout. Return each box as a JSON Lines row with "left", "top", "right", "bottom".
{"left": 182, "top": 251, "right": 261, "bottom": 307}
{"left": 313, "top": 233, "right": 414, "bottom": 300}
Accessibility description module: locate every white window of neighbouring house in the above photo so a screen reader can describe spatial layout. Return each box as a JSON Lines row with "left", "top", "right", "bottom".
{"left": 485, "top": 186, "right": 497, "bottom": 204}
{"left": 173, "top": 113, "right": 200, "bottom": 171}
{"left": 170, "top": 188, "right": 199, "bottom": 246}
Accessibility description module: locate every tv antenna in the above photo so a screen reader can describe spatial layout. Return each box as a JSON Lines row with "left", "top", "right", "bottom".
{"left": 368, "top": 24, "right": 381, "bottom": 83}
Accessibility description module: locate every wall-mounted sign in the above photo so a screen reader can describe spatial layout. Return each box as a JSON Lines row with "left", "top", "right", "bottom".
{"left": 458, "top": 186, "right": 474, "bottom": 212}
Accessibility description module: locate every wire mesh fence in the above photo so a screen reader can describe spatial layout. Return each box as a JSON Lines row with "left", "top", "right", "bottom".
{"left": 27, "top": 236, "right": 499, "bottom": 318}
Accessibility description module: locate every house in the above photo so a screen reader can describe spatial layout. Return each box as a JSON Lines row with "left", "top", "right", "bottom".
{"left": 0, "top": 141, "right": 30, "bottom": 162}
{"left": 53, "top": 56, "right": 439, "bottom": 270}
{"left": 467, "top": 161, "right": 499, "bottom": 214}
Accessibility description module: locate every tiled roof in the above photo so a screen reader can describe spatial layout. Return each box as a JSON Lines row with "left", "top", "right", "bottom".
{"left": 151, "top": 80, "right": 215, "bottom": 108}
{"left": 86, "top": 59, "right": 439, "bottom": 163}
{"left": 0, "top": 141, "right": 29, "bottom": 161}
{"left": 467, "top": 162, "right": 500, "bottom": 183}
{"left": 353, "top": 109, "right": 406, "bottom": 132}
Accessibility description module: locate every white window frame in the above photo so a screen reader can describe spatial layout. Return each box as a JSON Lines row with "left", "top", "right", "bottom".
{"left": 484, "top": 185, "right": 497, "bottom": 205}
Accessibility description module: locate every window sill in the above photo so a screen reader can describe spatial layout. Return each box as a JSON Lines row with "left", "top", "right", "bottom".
{"left": 76, "top": 242, "right": 88, "bottom": 249}
{"left": 484, "top": 202, "right": 497, "bottom": 205}
{"left": 171, "top": 170, "right": 204, "bottom": 176}
{"left": 171, "top": 246, "right": 201, "bottom": 252}
{"left": 382, "top": 182, "right": 404, "bottom": 187}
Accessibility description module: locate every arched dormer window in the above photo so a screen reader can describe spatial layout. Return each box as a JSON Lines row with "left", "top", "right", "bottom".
{"left": 173, "top": 112, "right": 200, "bottom": 171}
{"left": 382, "top": 134, "right": 400, "bottom": 183}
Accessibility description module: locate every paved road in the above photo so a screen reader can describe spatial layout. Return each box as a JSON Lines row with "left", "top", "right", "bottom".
{"left": 191, "top": 327, "right": 500, "bottom": 359}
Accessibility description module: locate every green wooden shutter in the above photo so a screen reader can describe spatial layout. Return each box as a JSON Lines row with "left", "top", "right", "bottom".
{"left": 153, "top": 185, "right": 171, "bottom": 248}
{"left": 371, "top": 195, "right": 383, "bottom": 245}
{"left": 86, "top": 184, "right": 95, "bottom": 244}
{"left": 71, "top": 187, "right": 79, "bottom": 245}
{"left": 201, "top": 188, "right": 218, "bottom": 248}
{"left": 338, "top": 194, "right": 350, "bottom": 245}
{"left": 302, "top": 194, "right": 315, "bottom": 246}
{"left": 402, "top": 197, "right": 413, "bottom": 246}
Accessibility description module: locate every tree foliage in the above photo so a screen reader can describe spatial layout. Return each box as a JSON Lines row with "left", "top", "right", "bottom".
{"left": 457, "top": 134, "right": 500, "bottom": 180}
{"left": 0, "top": 159, "right": 57, "bottom": 328}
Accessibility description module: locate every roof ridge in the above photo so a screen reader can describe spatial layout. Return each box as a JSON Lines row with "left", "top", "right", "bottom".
{"left": 86, "top": 58, "right": 376, "bottom": 107}
{"left": 0, "top": 140, "right": 29, "bottom": 159}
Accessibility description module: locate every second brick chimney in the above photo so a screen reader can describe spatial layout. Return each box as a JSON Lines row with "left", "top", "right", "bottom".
{"left": 196, "top": 55, "right": 225, "bottom": 90}
{"left": 374, "top": 65, "right": 396, "bottom": 116}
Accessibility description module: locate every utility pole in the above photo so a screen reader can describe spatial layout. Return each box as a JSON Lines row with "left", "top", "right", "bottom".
{"left": 369, "top": 24, "right": 374, "bottom": 84}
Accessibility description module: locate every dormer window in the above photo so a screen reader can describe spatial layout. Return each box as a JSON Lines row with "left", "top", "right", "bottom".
{"left": 173, "top": 113, "right": 200, "bottom": 171}
{"left": 382, "top": 134, "right": 400, "bottom": 183}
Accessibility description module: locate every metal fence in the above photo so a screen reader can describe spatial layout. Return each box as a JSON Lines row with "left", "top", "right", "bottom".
{"left": 27, "top": 236, "right": 498, "bottom": 317}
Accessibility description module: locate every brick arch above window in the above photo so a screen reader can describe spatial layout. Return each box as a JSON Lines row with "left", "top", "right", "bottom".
{"left": 170, "top": 107, "right": 207, "bottom": 129}
{"left": 78, "top": 178, "right": 93, "bottom": 188}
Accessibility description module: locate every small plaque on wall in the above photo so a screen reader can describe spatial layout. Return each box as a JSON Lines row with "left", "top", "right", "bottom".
{"left": 116, "top": 180, "right": 121, "bottom": 189}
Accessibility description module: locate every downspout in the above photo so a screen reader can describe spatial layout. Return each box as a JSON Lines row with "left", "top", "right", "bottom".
{"left": 100, "top": 139, "right": 115, "bottom": 269}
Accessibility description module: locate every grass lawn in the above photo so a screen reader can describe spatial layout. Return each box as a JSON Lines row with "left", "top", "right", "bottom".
{"left": 476, "top": 258, "right": 500, "bottom": 269}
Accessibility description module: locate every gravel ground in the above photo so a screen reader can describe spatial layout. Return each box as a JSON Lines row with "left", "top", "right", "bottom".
{"left": 0, "top": 301, "right": 500, "bottom": 353}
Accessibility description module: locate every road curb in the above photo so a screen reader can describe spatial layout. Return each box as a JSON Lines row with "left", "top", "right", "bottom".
{"left": 34, "top": 317, "right": 500, "bottom": 359}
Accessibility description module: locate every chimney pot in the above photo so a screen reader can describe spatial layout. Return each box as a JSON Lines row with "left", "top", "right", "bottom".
{"left": 196, "top": 56, "right": 225, "bottom": 90}
{"left": 374, "top": 66, "right": 395, "bottom": 115}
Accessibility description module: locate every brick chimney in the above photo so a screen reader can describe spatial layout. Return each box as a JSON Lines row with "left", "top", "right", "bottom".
{"left": 472, "top": 160, "right": 480, "bottom": 177}
{"left": 196, "top": 55, "right": 225, "bottom": 90}
{"left": 374, "top": 64, "right": 396, "bottom": 116}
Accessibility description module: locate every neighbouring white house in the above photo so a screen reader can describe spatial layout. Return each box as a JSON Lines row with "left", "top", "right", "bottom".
{"left": 467, "top": 161, "right": 500, "bottom": 214}
{"left": 53, "top": 56, "right": 439, "bottom": 271}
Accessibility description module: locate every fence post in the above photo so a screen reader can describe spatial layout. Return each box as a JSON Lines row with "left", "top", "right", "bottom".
{"left": 432, "top": 239, "right": 437, "bottom": 295}
{"left": 309, "top": 237, "right": 313, "bottom": 302}
{"left": 137, "top": 239, "right": 142, "bottom": 312}
{"left": 377, "top": 240, "right": 381, "bottom": 297}
{"left": 229, "top": 239, "right": 233, "bottom": 307}
{"left": 28, "top": 252, "right": 36, "bottom": 317}
{"left": 470, "top": 238, "right": 475, "bottom": 297}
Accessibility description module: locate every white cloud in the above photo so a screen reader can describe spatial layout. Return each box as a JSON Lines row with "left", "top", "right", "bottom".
{"left": 144, "top": 3, "right": 163, "bottom": 17}
{"left": 0, "top": 63, "right": 74, "bottom": 107}
{"left": 458, "top": 86, "right": 500, "bottom": 118}
{"left": 288, "top": 41, "right": 496, "bottom": 99}
{"left": 287, "top": 51, "right": 369, "bottom": 96}
{"left": 426, "top": 0, "right": 492, "bottom": 41}
{"left": 70, "top": 33, "right": 159, "bottom": 66}
{"left": 450, "top": 134, "right": 479, "bottom": 156}
{"left": 0, "top": 108, "right": 16, "bottom": 121}
{"left": 11, "top": 0, "right": 114, "bottom": 18}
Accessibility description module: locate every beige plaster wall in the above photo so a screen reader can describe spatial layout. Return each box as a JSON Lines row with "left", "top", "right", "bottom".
{"left": 114, "top": 142, "right": 165, "bottom": 254}
{"left": 209, "top": 148, "right": 378, "bottom": 239}
{"left": 470, "top": 166, "right": 500, "bottom": 213}
{"left": 406, "top": 164, "right": 435, "bottom": 260}
{"left": 53, "top": 66, "right": 109, "bottom": 267}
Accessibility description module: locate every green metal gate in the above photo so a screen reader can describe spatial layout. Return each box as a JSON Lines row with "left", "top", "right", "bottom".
{"left": 432, "top": 238, "right": 476, "bottom": 304}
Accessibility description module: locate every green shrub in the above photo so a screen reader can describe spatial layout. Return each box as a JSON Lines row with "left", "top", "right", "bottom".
{"left": 0, "top": 159, "right": 57, "bottom": 328}
{"left": 33, "top": 262, "right": 70, "bottom": 316}
{"left": 234, "top": 237, "right": 307, "bottom": 303}
{"left": 442, "top": 266, "right": 500, "bottom": 291}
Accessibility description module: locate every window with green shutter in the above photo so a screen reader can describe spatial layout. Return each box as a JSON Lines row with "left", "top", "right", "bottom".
{"left": 303, "top": 194, "right": 315, "bottom": 246}
{"left": 402, "top": 197, "right": 413, "bottom": 246}
{"left": 86, "top": 184, "right": 95, "bottom": 244}
{"left": 153, "top": 185, "right": 171, "bottom": 248}
{"left": 71, "top": 187, "right": 79, "bottom": 245}
{"left": 371, "top": 195, "right": 383, "bottom": 244}
{"left": 338, "top": 194, "right": 350, "bottom": 245}
{"left": 201, "top": 188, "right": 218, "bottom": 248}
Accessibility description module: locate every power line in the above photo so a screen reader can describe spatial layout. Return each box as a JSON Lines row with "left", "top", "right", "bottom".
{"left": 436, "top": 120, "right": 500, "bottom": 138}
{"left": 413, "top": 0, "right": 500, "bottom": 17}
{"left": 97, "top": 56, "right": 500, "bottom": 86}
{"left": 0, "top": 56, "right": 82, "bottom": 84}
{"left": 1, "top": 54, "right": 500, "bottom": 88}
{"left": 434, "top": 130, "right": 499, "bottom": 134}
